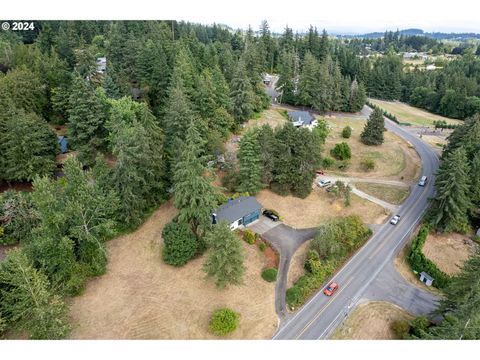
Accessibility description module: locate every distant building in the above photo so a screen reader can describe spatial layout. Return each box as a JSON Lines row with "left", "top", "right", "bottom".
{"left": 287, "top": 110, "right": 318, "bottom": 130}
{"left": 96, "top": 57, "right": 107, "bottom": 73}
{"left": 263, "top": 73, "right": 272, "bottom": 85}
{"left": 426, "top": 64, "right": 436, "bottom": 71}
{"left": 212, "top": 196, "right": 262, "bottom": 230}
{"left": 419, "top": 272, "right": 434, "bottom": 287}
{"left": 57, "top": 136, "right": 68, "bottom": 154}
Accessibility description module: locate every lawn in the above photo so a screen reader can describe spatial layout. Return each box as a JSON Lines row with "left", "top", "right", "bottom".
{"left": 354, "top": 183, "right": 410, "bottom": 205}
{"left": 256, "top": 187, "right": 389, "bottom": 229}
{"left": 369, "top": 99, "right": 462, "bottom": 127}
{"left": 68, "top": 200, "right": 278, "bottom": 339}
{"left": 321, "top": 117, "right": 421, "bottom": 184}
{"left": 331, "top": 301, "right": 414, "bottom": 340}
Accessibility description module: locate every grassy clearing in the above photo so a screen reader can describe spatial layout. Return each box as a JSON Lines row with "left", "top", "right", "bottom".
{"left": 321, "top": 117, "right": 421, "bottom": 183}
{"left": 355, "top": 183, "right": 410, "bottom": 205}
{"left": 287, "top": 240, "right": 311, "bottom": 288}
{"left": 68, "top": 200, "right": 277, "bottom": 339}
{"left": 243, "top": 108, "right": 287, "bottom": 132}
{"left": 369, "top": 99, "right": 462, "bottom": 127}
{"left": 256, "top": 187, "right": 389, "bottom": 228}
{"left": 422, "top": 232, "right": 477, "bottom": 276}
{"left": 331, "top": 301, "right": 414, "bottom": 340}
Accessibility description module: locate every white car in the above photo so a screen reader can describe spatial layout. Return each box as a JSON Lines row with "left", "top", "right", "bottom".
{"left": 390, "top": 215, "right": 401, "bottom": 225}
{"left": 318, "top": 179, "right": 332, "bottom": 188}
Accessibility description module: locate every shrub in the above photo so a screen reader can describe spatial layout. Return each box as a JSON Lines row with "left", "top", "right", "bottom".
{"left": 330, "top": 142, "right": 351, "bottom": 160}
{"left": 208, "top": 308, "right": 240, "bottom": 336}
{"left": 341, "top": 126, "right": 352, "bottom": 138}
{"left": 322, "top": 157, "right": 335, "bottom": 169}
{"left": 162, "top": 220, "right": 198, "bottom": 266}
{"left": 261, "top": 268, "right": 278, "bottom": 282}
{"left": 409, "top": 316, "right": 431, "bottom": 337}
{"left": 243, "top": 229, "right": 257, "bottom": 245}
{"left": 258, "top": 242, "right": 267, "bottom": 252}
{"left": 360, "top": 158, "right": 375, "bottom": 171}
{"left": 391, "top": 319, "right": 410, "bottom": 339}
{"left": 407, "top": 225, "right": 450, "bottom": 289}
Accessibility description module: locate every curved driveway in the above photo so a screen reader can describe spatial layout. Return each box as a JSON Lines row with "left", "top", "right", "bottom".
{"left": 273, "top": 106, "right": 440, "bottom": 340}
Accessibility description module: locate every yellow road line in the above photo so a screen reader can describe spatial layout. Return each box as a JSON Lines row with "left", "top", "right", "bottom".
{"left": 294, "top": 276, "right": 355, "bottom": 339}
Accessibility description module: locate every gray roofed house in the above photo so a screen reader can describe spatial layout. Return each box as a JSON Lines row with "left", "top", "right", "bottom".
{"left": 287, "top": 111, "right": 317, "bottom": 129}
{"left": 212, "top": 196, "right": 263, "bottom": 230}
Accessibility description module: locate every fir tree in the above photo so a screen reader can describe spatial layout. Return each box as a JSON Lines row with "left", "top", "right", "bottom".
{"left": 349, "top": 79, "right": 367, "bottom": 112}
{"left": 237, "top": 130, "right": 263, "bottom": 194}
{"left": 230, "top": 60, "right": 255, "bottom": 122}
{"left": 361, "top": 107, "right": 385, "bottom": 145}
{"left": 470, "top": 152, "right": 480, "bottom": 208}
{"left": 203, "top": 222, "right": 246, "bottom": 288}
{"left": 432, "top": 147, "right": 472, "bottom": 233}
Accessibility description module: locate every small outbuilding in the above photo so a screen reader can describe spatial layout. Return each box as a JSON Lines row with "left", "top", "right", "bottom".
{"left": 57, "top": 136, "right": 68, "bottom": 154}
{"left": 96, "top": 57, "right": 107, "bottom": 73}
{"left": 419, "top": 271, "right": 434, "bottom": 287}
{"left": 287, "top": 110, "right": 317, "bottom": 130}
{"left": 212, "top": 196, "right": 262, "bottom": 230}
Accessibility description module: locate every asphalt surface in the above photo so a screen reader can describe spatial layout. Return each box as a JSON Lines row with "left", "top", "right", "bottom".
{"left": 273, "top": 106, "right": 440, "bottom": 340}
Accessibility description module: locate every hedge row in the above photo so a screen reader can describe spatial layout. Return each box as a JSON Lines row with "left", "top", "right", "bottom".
{"left": 366, "top": 101, "right": 399, "bottom": 124}
{"left": 407, "top": 225, "right": 451, "bottom": 289}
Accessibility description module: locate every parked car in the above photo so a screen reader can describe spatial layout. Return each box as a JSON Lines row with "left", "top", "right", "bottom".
{"left": 317, "top": 179, "right": 332, "bottom": 188}
{"left": 390, "top": 215, "right": 401, "bottom": 225}
{"left": 418, "top": 176, "right": 428, "bottom": 186}
{"left": 323, "top": 282, "right": 339, "bottom": 296}
{"left": 316, "top": 170, "right": 325, "bottom": 175}
{"left": 263, "top": 210, "right": 279, "bottom": 222}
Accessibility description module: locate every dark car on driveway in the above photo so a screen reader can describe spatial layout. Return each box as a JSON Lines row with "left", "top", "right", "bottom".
{"left": 263, "top": 210, "right": 279, "bottom": 222}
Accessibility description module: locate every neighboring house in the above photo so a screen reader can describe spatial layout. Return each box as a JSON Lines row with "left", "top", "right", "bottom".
{"left": 425, "top": 64, "right": 436, "bottom": 71}
{"left": 96, "top": 57, "right": 107, "bottom": 73}
{"left": 287, "top": 110, "right": 318, "bottom": 130}
{"left": 212, "top": 196, "right": 262, "bottom": 230}
{"left": 57, "top": 136, "right": 68, "bottom": 154}
{"left": 263, "top": 73, "right": 272, "bottom": 85}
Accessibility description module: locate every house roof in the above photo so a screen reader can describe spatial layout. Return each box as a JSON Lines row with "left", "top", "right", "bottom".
{"left": 420, "top": 271, "right": 434, "bottom": 281}
{"left": 287, "top": 111, "right": 315, "bottom": 125}
{"left": 214, "top": 196, "right": 262, "bottom": 223}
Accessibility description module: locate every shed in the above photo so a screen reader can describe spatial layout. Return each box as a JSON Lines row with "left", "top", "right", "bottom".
{"left": 96, "top": 57, "right": 107, "bottom": 73}
{"left": 212, "top": 196, "right": 262, "bottom": 230}
{"left": 57, "top": 136, "right": 68, "bottom": 154}
{"left": 419, "top": 271, "right": 434, "bottom": 287}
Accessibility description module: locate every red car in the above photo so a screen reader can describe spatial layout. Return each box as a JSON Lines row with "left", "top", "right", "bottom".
{"left": 316, "top": 170, "right": 325, "bottom": 175}
{"left": 323, "top": 282, "right": 339, "bottom": 296}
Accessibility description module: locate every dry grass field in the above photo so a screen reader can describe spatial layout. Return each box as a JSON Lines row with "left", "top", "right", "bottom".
{"left": 322, "top": 117, "right": 421, "bottom": 184}
{"left": 287, "top": 240, "right": 311, "bottom": 288}
{"left": 422, "top": 232, "right": 477, "bottom": 275}
{"left": 354, "top": 183, "right": 410, "bottom": 205}
{"left": 256, "top": 187, "right": 389, "bottom": 229}
{"left": 331, "top": 301, "right": 414, "bottom": 340}
{"left": 68, "top": 200, "right": 277, "bottom": 339}
{"left": 244, "top": 108, "right": 287, "bottom": 131}
{"left": 369, "top": 99, "right": 462, "bottom": 127}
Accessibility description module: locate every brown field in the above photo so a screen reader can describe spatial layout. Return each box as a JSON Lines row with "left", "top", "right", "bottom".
{"left": 68, "top": 200, "right": 277, "bottom": 339}
{"left": 354, "top": 183, "right": 410, "bottom": 205}
{"left": 322, "top": 117, "right": 421, "bottom": 183}
{"left": 369, "top": 99, "right": 462, "bottom": 127}
{"left": 244, "top": 108, "right": 287, "bottom": 131}
{"left": 256, "top": 187, "right": 389, "bottom": 229}
{"left": 287, "top": 240, "right": 311, "bottom": 288}
{"left": 422, "top": 232, "right": 477, "bottom": 275}
{"left": 331, "top": 301, "right": 414, "bottom": 340}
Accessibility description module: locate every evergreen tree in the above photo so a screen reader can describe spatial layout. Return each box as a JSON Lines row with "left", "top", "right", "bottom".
{"left": 237, "top": 130, "right": 263, "bottom": 194}
{"left": 432, "top": 147, "right": 472, "bottom": 233}
{"left": 173, "top": 122, "right": 218, "bottom": 236}
{"left": 67, "top": 74, "right": 107, "bottom": 164}
{"left": 470, "top": 152, "right": 480, "bottom": 208}
{"left": 349, "top": 79, "right": 367, "bottom": 112}
{"left": 297, "top": 52, "right": 320, "bottom": 108}
{"left": 230, "top": 60, "right": 255, "bottom": 122}
{"left": 1, "top": 109, "right": 57, "bottom": 182}
{"left": 361, "top": 108, "right": 385, "bottom": 145}
{"left": 203, "top": 222, "right": 246, "bottom": 288}
{"left": 0, "top": 250, "right": 70, "bottom": 339}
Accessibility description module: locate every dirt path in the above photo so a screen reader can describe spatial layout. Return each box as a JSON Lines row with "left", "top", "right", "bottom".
{"left": 69, "top": 201, "right": 278, "bottom": 339}
{"left": 350, "top": 186, "right": 399, "bottom": 212}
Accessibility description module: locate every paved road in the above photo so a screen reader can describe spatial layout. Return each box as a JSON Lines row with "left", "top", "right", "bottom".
{"left": 273, "top": 106, "right": 439, "bottom": 339}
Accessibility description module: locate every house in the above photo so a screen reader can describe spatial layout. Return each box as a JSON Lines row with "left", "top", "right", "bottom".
{"left": 96, "top": 57, "right": 107, "bottom": 73}
{"left": 212, "top": 196, "right": 262, "bottom": 230}
{"left": 57, "top": 136, "right": 68, "bottom": 154}
{"left": 263, "top": 73, "right": 272, "bottom": 85}
{"left": 419, "top": 271, "right": 434, "bottom": 287}
{"left": 287, "top": 110, "right": 318, "bottom": 130}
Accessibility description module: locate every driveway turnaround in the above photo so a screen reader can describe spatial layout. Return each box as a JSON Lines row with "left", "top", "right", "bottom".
{"left": 273, "top": 107, "right": 439, "bottom": 340}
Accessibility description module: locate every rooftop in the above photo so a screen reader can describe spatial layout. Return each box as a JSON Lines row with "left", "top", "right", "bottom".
{"left": 287, "top": 110, "right": 315, "bottom": 126}
{"left": 214, "top": 196, "right": 262, "bottom": 223}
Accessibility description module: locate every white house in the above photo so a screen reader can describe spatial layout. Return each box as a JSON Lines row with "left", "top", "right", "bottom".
{"left": 96, "top": 57, "right": 107, "bottom": 73}
{"left": 287, "top": 110, "right": 318, "bottom": 131}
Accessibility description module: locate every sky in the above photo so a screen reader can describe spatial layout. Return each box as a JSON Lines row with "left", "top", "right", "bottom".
{"left": 3, "top": 0, "right": 480, "bottom": 34}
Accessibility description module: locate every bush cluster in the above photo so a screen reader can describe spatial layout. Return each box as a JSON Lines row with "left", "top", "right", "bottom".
{"left": 321, "top": 157, "right": 335, "bottom": 169}
{"left": 360, "top": 158, "right": 375, "bottom": 171}
{"left": 162, "top": 220, "right": 198, "bottom": 266}
{"left": 433, "top": 120, "right": 457, "bottom": 129}
{"left": 208, "top": 308, "right": 240, "bottom": 336}
{"left": 341, "top": 126, "right": 352, "bottom": 138}
{"left": 243, "top": 229, "right": 257, "bottom": 245}
{"left": 391, "top": 320, "right": 410, "bottom": 339}
{"left": 258, "top": 242, "right": 267, "bottom": 252}
{"left": 330, "top": 142, "right": 352, "bottom": 160}
{"left": 407, "top": 225, "right": 451, "bottom": 289}
{"left": 261, "top": 268, "right": 278, "bottom": 282}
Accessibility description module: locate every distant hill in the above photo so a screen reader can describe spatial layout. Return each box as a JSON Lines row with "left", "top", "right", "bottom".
{"left": 340, "top": 28, "right": 480, "bottom": 40}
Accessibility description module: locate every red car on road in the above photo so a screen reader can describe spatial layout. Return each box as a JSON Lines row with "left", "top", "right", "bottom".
{"left": 323, "top": 282, "right": 339, "bottom": 296}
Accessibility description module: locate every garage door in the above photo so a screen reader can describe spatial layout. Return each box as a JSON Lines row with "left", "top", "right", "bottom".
{"left": 243, "top": 210, "right": 260, "bottom": 225}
